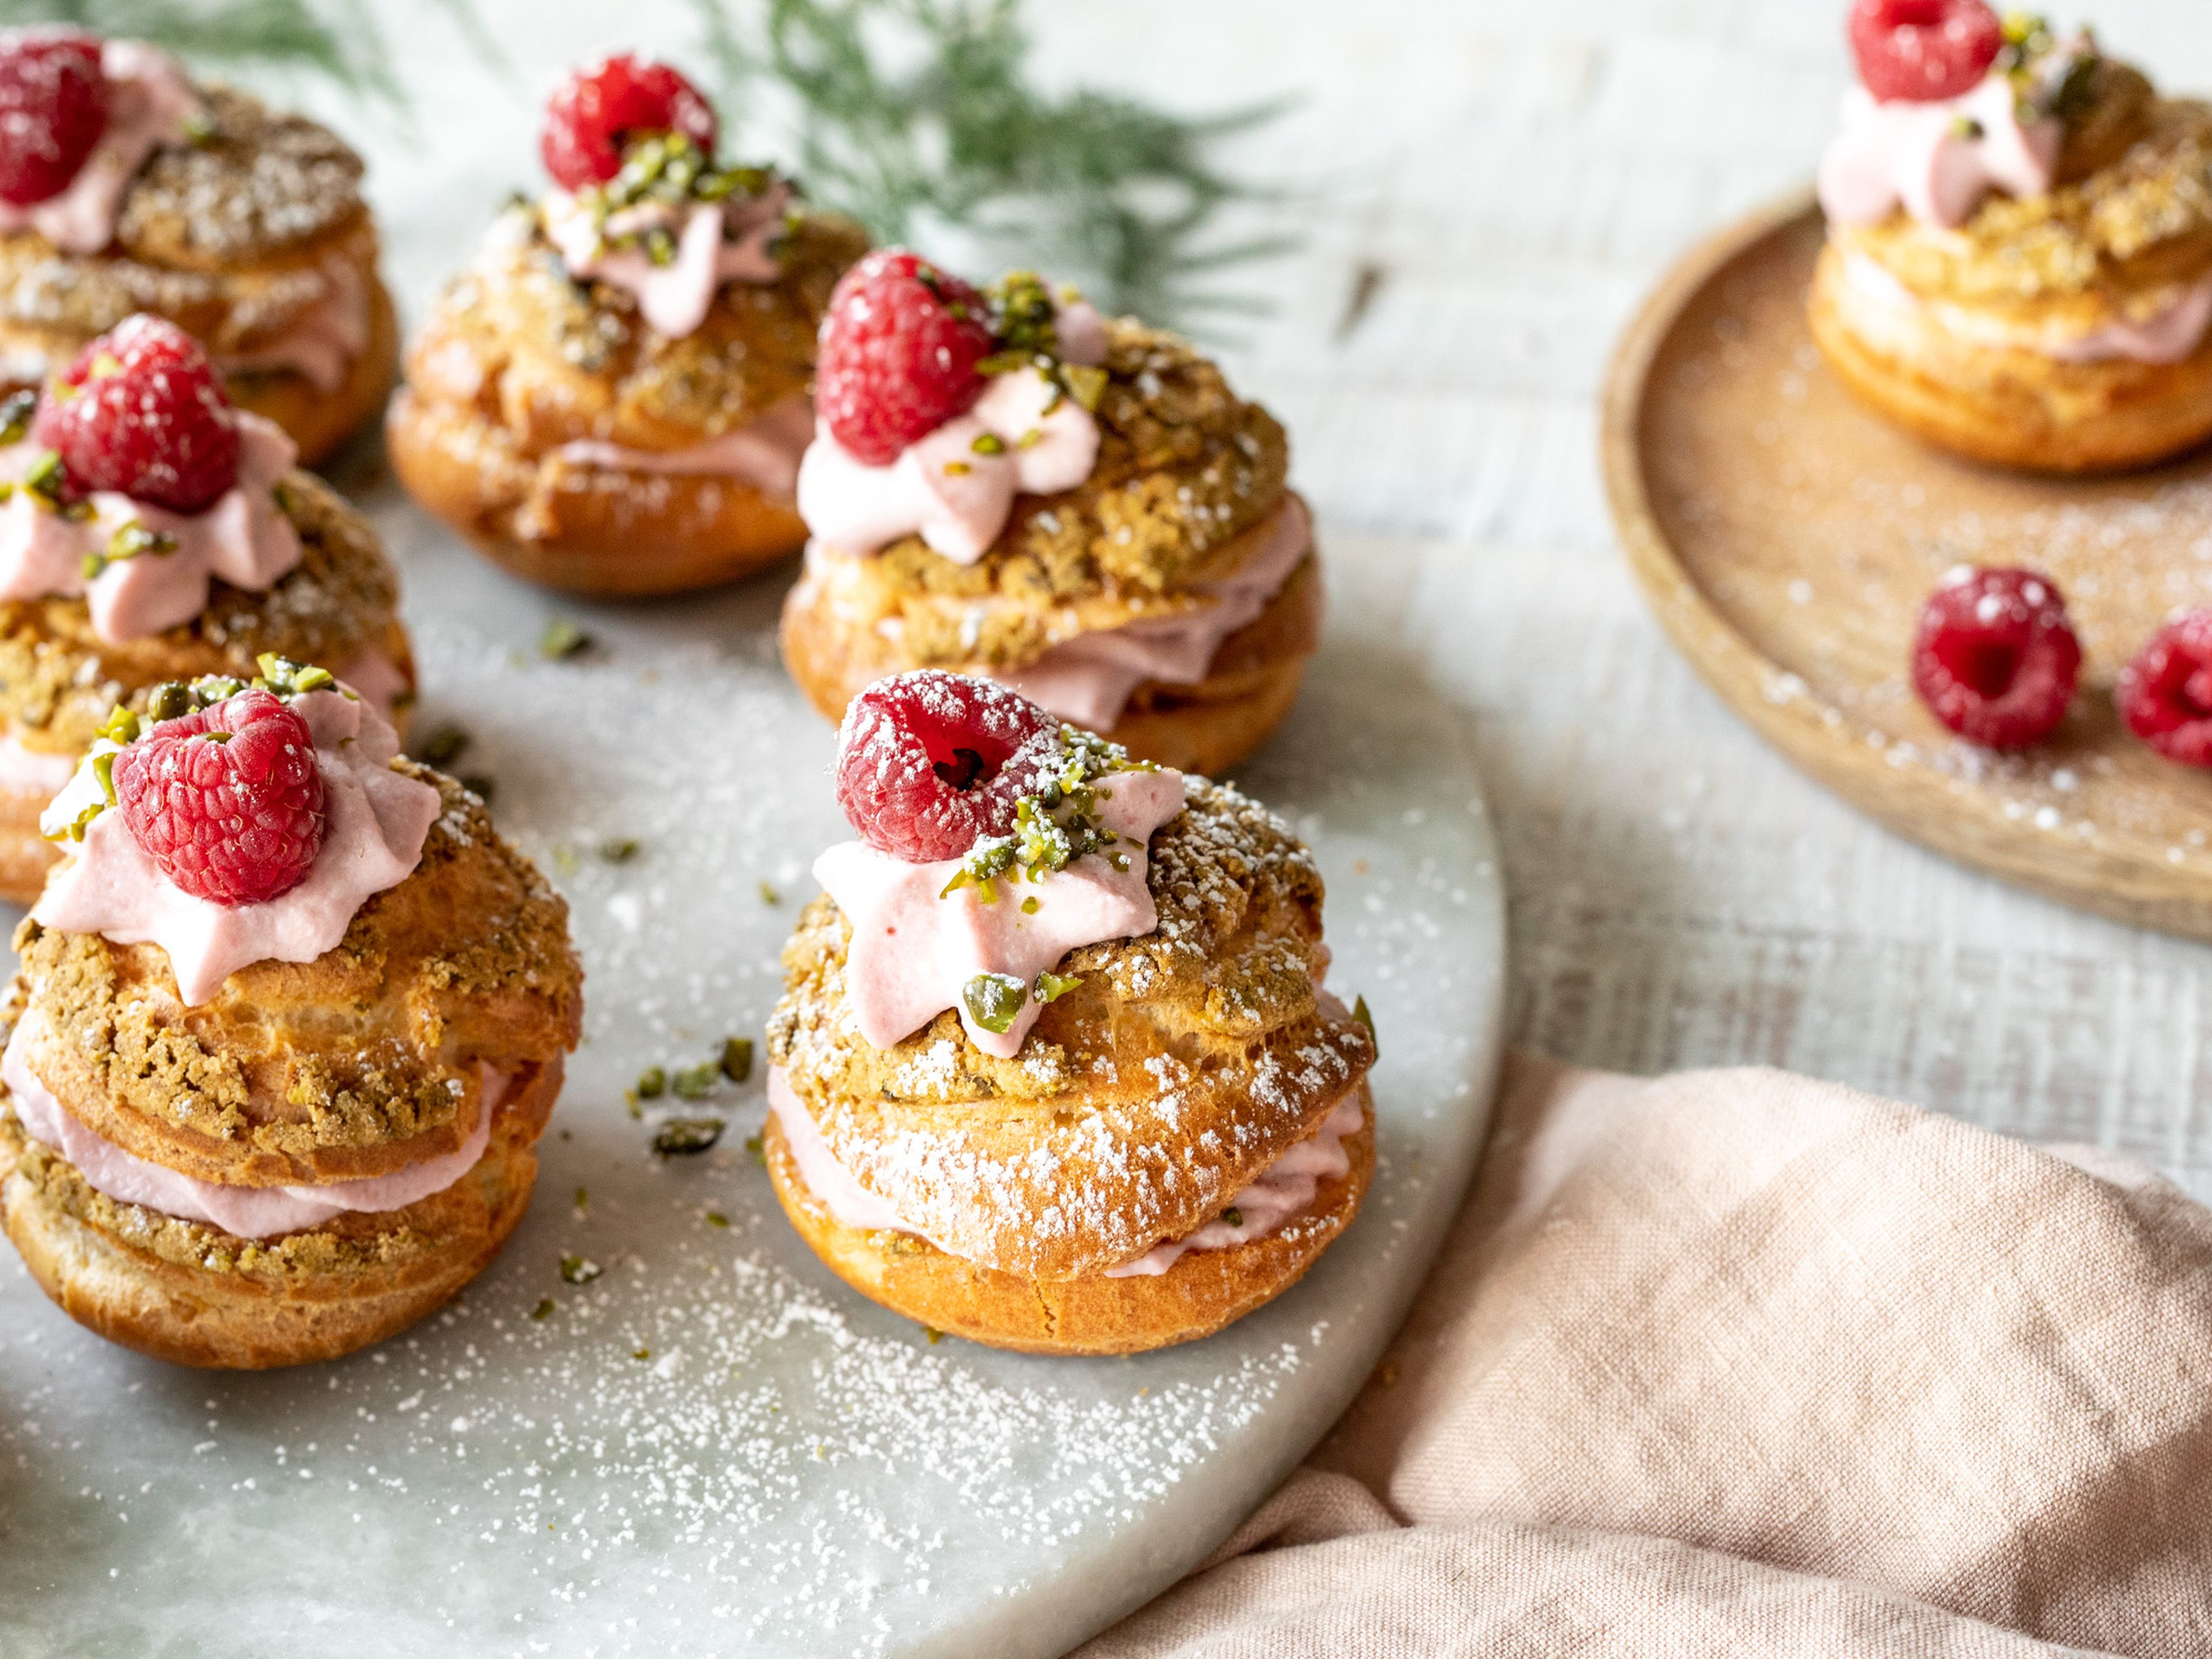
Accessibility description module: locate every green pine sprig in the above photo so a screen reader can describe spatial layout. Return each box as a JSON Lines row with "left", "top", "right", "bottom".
{"left": 690, "top": 0, "right": 1297, "bottom": 329}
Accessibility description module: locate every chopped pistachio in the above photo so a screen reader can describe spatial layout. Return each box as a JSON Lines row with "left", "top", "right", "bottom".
{"left": 0, "top": 389, "right": 32, "bottom": 445}
{"left": 971, "top": 431, "right": 1006, "bottom": 455}
{"left": 757, "top": 880, "right": 781, "bottom": 906}
{"left": 529, "top": 1297, "right": 555, "bottom": 1321}
{"left": 253, "top": 654, "right": 334, "bottom": 696}
{"left": 1033, "top": 969, "right": 1080, "bottom": 1003}
{"left": 22, "top": 449, "right": 67, "bottom": 506}
{"left": 942, "top": 459, "right": 972, "bottom": 477}
{"left": 631, "top": 1347, "right": 651, "bottom": 1362}
{"left": 635, "top": 1066, "right": 666, "bottom": 1100}
{"left": 96, "top": 705, "right": 142, "bottom": 746}
{"left": 552, "top": 845, "right": 579, "bottom": 876}
{"left": 146, "top": 681, "right": 195, "bottom": 723}
{"left": 924, "top": 1326, "right": 944, "bottom": 1345}
{"left": 1020, "top": 896, "right": 1039, "bottom": 914}
{"left": 1351, "top": 994, "right": 1377, "bottom": 1054}
{"left": 1224, "top": 1206, "right": 1244, "bottom": 1228}
{"left": 559, "top": 1252, "right": 602, "bottom": 1285}
{"left": 671, "top": 1060, "right": 721, "bottom": 1100}
{"left": 744, "top": 1132, "right": 764, "bottom": 1163}
{"left": 652, "top": 1116, "right": 725, "bottom": 1156}
{"left": 573, "top": 1185, "right": 589, "bottom": 1211}
{"left": 704, "top": 1210, "right": 730, "bottom": 1228}
{"left": 961, "top": 971, "right": 1028, "bottom": 1034}
{"left": 599, "top": 836, "right": 640, "bottom": 863}
{"left": 721, "top": 1036, "right": 754, "bottom": 1083}
{"left": 539, "top": 618, "right": 590, "bottom": 660}
{"left": 1060, "top": 363, "right": 1108, "bottom": 411}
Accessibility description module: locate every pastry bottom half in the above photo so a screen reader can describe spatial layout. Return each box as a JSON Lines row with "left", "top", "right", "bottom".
{"left": 0, "top": 1056, "right": 562, "bottom": 1370}
{"left": 781, "top": 552, "right": 1326, "bottom": 777}
{"left": 764, "top": 1082, "right": 1374, "bottom": 1355}
{"left": 1809, "top": 241, "right": 2212, "bottom": 474}
{"left": 385, "top": 389, "right": 809, "bottom": 597}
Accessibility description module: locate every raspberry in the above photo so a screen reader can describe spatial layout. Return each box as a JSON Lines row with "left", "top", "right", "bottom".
{"left": 815, "top": 249, "right": 995, "bottom": 465}
{"left": 0, "top": 30, "right": 108, "bottom": 208}
{"left": 1911, "top": 566, "right": 2081, "bottom": 749}
{"left": 33, "top": 314, "right": 240, "bottom": 513}
{"left": 835, "top": 671, "right": 1058, "bottom": 862}
{"left": 114, "top": 689, "right": 327, "bottom": 905}
{"left": 1849, "top": 0, "right": 2003, "bottom": 103}
{"left": 2118, "top": 613, "right": 2212, "bottom": 768}
{"left": 540, "top": 54, "right": 718, "bottom": 191}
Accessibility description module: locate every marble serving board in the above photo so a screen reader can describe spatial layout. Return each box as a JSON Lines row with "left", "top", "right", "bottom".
{"left": 0, "top": 516, "right": 1503, "bottom": 1658}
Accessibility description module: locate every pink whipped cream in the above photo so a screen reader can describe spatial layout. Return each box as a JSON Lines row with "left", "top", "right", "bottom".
{"left": 5, "top": 1009, "right": 502, "bottom": 1240}
{"left": 35, "top": 685, "right": 441, "bottom": 1006}
{"left": 1001, "top": 494, "right": 1313, "bottom": 728}
{"left": 543, "top": 180, "right": 789, "bottom": 339}
{"left": 548, "top": 392, "right": 813, "bottom": 499}
{"left": 814, "top": 764, "right": 1186, "bottom": 1059}
{"left": 217, "top": 258, "right": 370, "bottom": 393}
{"left": 0, "top": 411, "right": 300, "bottom": 643}
{"left": 0, "top": 40, "right": 199, "bottom": 256}
{"left": 0, "top": 732, "right": 79, "bottom": 797}
{"left": 1817, "top": 39, "right": 2095, "bottom": 231}
{"left": 768, "top": 1063, "right": 1359, "bottom": 1275}
{"left": 1106, "top": 1086, "right": 1363, "bottom": 1277}
{"left": 795, "top": 300, "right": 1110, "bottom": 564}
{"left": 1840, "top": 252, "right": 2212, "bottom": 365}
{"left": 335, "top": 643, "right": 410, "bottom": 724}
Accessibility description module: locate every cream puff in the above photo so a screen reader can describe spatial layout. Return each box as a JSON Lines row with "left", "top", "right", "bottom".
{"left": 1812, "top": 4, "right": 2212, "bottom": 471}
{"left": 764, "top": 672, "right": 1374, "bottom": 1355}
{"left": 0, "top": 657, "right": 582, "bottom": 1368}
{"left": 0, "top": 28, "right": 395, "bottom": 466}
{"left": 387, "top": 52, "right": 868, "bottom": 597}
{"left": 0, "top": 313, "right": 414, "bottom": 905}
{"left": 778, "top": 251, "right": 1320, "bottom": 777}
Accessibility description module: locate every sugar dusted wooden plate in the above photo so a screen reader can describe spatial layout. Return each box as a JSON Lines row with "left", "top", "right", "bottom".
{"left": 1603, "top": 190, "right": 2212, "bottom": 942}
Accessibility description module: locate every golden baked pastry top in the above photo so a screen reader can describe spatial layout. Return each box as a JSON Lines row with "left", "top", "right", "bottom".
{"left": 10, "top": 769, "right": 583, "bottom": 1186}
{"left": 0, "top": 85, "right": 370, "bottom": 353}
{"left": 403, "top": 203, "right": 866, "bottom": 453}
{"left": 768, "top": 777, "right": 1373, "bottom": 1278}
{"left": 1843, "top": 64, "right": 2212, "bottom": 305}
{"left": 0, "top": 469, "right": 404, "bottom": 754}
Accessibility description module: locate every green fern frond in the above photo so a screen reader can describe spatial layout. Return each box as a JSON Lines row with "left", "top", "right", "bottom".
{"left": 691, "top": 0, "right": 1296, "bottom": 329}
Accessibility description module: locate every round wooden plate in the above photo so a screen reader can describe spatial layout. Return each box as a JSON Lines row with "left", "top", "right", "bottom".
{"left": 1603, "top": 191, "right": 2212, "bottom": 942}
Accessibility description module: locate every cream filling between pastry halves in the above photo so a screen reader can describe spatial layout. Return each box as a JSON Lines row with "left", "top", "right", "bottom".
{"left": 768, "top": 1065, "right": 1362, "bottom": 1278}
{"left": 1838, "top": 252, "right": 2212, "bottom": 366}
{"left": 35, "top": 685, "right": 442, "bottom": 1005}
{"left": 4, "top": 1010, "right": 506, "bottom": 1240}
{"left": 546, "top": 393, "right": 813, "bottom": 501}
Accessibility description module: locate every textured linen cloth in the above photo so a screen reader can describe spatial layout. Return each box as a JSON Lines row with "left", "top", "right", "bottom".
{"left": 1077, "top": 1051, "right": 2212, "bottom": 1657}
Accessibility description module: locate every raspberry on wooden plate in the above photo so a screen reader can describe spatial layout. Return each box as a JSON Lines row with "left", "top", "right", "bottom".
{"left": 1847, "top": 0, "right": 2003, "bottom": 103}
{"left": 540, "top": 53, "right": 718, "bottom": 191}
{"left": 33, "top": 314, "right": 240, "bottom": 513}
{"left": 815, "top": 249, "right": 997, "bottom": 465}
{"left": 2118, "top": 613, "right": 2212, "bottom": 768}
{"left": 1910, "top": 566, "right": 2081, "bottom": 749}
{"left": 0, "top": 29, "right": 108, "bottom": 207}
{"left": 834, "top": 671, "right": 1059, "bottom": 862}
{"left": 114, "top": 688, "right": 327, "bottom": 906}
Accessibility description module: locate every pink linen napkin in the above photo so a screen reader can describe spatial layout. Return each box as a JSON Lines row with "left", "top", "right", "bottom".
{"left": 1077, "top": 1051, "right": 2212, "bottom": 1657}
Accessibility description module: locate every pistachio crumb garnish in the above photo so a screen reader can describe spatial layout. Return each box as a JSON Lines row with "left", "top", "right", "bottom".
{"left": 539, "top": 618, "right": 590, "bottom": 660}
{"left": 573, "top": 1185, "right": 589, "bottom": 1211}
{"left": 635, "top": 1066, "right": 666, "bottom": 1100}
{"left": 758, "top": 880, "right": 781, "bottom": 906}
{"left": 559, "top": 1253, "right": 602, "bottom": 1286}
{"left": 744, "top": 1133, "right": 764, "bottom": 1163}
{"left": 631, "top": 1347, "right": 651, "bottom": 1362}
{"left": 942, "top": 459, "right": 972, "bottom": 477}
{"left": 704, "top": 1211, "right": 730, "bottom": 1229}
{"left": 924, "top": 1327, "right": 944, "bottom": 1345}
{"left": 721, "top": 1036, "right": 753, "bottom": 1083}
{"left": 599, "top": 837, "right": 639, "bottom": 863}
{"left": 1224, "top": 1206, "right": 1243, "bottom": 1228}
{"left": 1033, "top": 969, "right": 1080, "bottom": 1003}
{"left": 652, "top": 1116, "right": 725, "bottom": 1156}
{"left": 529, "top": 1298, "right": 555, "bottom": 1321}
{"left": 671, "top": 1060, "right": 720, "bottom": 1100}
{"left": 961, "top": 971, "right": 1028, "bottom": 1034}
{"left": 0, "top": 389, "right": 33, "bottom": 445}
